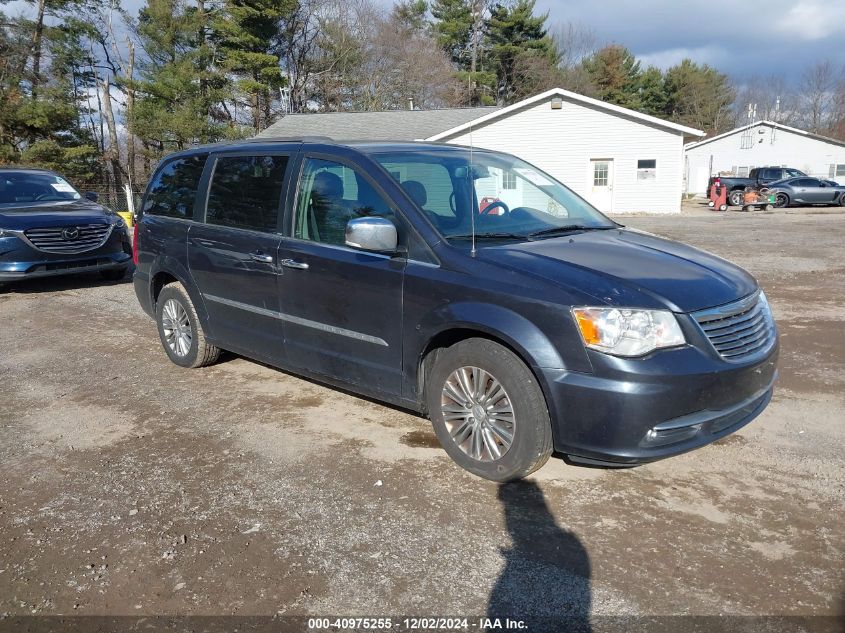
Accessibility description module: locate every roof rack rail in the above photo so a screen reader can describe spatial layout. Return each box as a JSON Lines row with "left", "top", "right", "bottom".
{"left": 243, "top": 135, "right": 334, "bottom": 143}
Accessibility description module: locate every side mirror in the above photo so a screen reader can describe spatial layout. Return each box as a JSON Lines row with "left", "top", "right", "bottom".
{"left": 84, "top": 191, "right": 99, "bottom": 202}
{"left": 345, "top": 217, "right": 398, "bottom": 253}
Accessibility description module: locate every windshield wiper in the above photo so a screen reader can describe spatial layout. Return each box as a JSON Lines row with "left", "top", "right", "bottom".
{"left": 446, "top": 232, "right": 529, "bottom": 241}
{"left": 527, "top": 225, "right": 615, "bottom": 239}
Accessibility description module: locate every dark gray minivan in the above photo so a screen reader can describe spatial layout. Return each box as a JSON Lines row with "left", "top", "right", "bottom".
{"left": 133, "top": 138, "right": 778, "bottom": 481}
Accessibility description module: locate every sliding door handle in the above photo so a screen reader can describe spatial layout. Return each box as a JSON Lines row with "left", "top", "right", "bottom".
{"left": 250, "top": 252, "right": 274, "bottom": 263}
{"left": 280, "top": 258, "right": 309, "bottom": 270}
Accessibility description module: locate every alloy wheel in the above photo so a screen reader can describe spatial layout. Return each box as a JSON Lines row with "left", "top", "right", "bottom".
{"left": 440, "top": 366, "right": 515, "bottom": 462}
{"left": 161, "top": 298, "right": 192, "bottom": 357}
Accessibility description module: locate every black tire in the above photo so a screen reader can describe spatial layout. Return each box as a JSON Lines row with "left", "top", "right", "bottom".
{"left": 729, "top": 190, "right": 744, "bottom": 206}
{"left": 425, "top": 338, "right": 553, "bottom": 481}
{"left": 775, "top": 193, "right": 790, "bottom": 208}
{"left": 839, "top": 194, "right": 845, "bottom": 207}
{"left": 155, "top": 282, "right": 220, "bottom": 368}
{"left": 100, "top": 267, "right": 127, "bottom": 281}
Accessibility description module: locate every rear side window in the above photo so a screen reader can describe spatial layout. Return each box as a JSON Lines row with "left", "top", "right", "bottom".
{"left": 143, "top": 154, "right": 207, "bottom": 218}
{"left": 206, "top": 155, "right": 288, "bottom": 232}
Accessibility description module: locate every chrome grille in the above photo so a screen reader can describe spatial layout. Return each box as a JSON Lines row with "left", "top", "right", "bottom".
{"left": 23, "top": 223, "right": 112, "bottom": 254}
{"left": 693, "top": 292, "right": 776, "bottom": 362}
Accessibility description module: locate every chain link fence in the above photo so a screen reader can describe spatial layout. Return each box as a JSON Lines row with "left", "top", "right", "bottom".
{"left": 75, "top": 178, "right": 147, "bottom": 215}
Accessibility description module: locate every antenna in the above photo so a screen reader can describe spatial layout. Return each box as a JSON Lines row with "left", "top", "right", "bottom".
{"left": 279, "top": 87, "right": 292, "bottom": 116}
{"left": 469, "top": 121, "right": 476, "bottom": 257}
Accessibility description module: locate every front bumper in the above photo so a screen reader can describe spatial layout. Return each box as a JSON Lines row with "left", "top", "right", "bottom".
{"left": 539, "top": 338, "right": 779, "bottom": 465}
{"left": 0, "top": 230, "right": 132, "bottom": 282}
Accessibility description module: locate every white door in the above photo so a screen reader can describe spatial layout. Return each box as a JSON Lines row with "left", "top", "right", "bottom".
{"left": 588, "top": 159, "right": 614, "bottom": 212}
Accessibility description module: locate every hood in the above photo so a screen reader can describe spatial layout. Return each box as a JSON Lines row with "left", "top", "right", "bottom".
{"left": 0, "top": 199, "right": 112, "bottom": 230}
{"left": 476, "top": 228, "right": 757, "bottom": 313}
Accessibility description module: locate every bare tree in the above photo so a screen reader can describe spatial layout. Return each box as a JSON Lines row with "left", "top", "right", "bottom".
{"left": 733, "top": 74, "right": 800, "bottom": 127}
{"left": 366, "top": 10, "right": 466, "bottom": 110}
{"left": 551, "top": 21, "right": 595, "bottom": 71}
{"left": 798, "top": 60, "right": 840, "bottom": 133}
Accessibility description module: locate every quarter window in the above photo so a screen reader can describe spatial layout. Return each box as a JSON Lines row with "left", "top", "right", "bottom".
{"left": 206, "top": 155, "right": 288, "bottom": 232}
{"left": 142, "top": 154, "right": 207, "bottom": 218}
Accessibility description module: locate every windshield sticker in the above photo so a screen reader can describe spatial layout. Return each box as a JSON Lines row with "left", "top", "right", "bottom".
{"left": 514, "top": 168, "right": 553, "bottom": 186}
{"left": 51, "top": 181, "right": 76, "bottom": 193}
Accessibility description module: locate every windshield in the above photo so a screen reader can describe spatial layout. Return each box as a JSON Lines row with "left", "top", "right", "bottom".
{"left": 0, "top": 171, "right": 82, "bottom": 207}
{"left": 374, "top": 149, "right": 616, "bottom": 240}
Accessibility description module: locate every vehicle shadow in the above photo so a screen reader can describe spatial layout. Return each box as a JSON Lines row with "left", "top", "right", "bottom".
{"left": 0, "top": 268, "right": 134, "bottom": 295}
{"left": 488, "top": 480, "right": 592, "bottom": 632}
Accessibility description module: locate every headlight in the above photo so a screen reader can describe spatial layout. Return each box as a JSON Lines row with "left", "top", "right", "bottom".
{"left": 572, "top": 307, "right": 685, "bottom": 357}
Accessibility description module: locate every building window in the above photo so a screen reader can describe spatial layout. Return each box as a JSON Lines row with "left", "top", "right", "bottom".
{"left": 731, "top": 165, "right": 751, "bottom": 177}
{"left": 637, "top": 159, "right": 656, "bottom": 181}
{"left": 593, "top": 162, "right": 609, "bottom": 186}
{"left": 830, "top": 164, "right": 845, "bottom": 179}
{"left": 502, "top": 170, "right": 517, "bottom": 190}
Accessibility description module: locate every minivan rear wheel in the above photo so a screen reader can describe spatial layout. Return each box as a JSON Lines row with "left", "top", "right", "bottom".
{"left": 426, "top": 338, "right": 553, "bottom": 481}
{"left": 156, "top": 282, "right": 220, "bottom": 368}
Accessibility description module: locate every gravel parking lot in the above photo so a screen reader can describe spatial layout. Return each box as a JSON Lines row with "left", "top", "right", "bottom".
{"left": 1, "top": 205, "right": 843, "bottom": 630}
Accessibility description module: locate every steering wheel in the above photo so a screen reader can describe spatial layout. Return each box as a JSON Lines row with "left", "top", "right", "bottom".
{"left": 480, "top": 200, "right": 510, "bottom": 216}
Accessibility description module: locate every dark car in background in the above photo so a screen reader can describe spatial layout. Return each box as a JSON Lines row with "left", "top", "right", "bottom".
{"left": 133, "top": 139, "right": 778, "bottom": 481}
{"left": 765, "top": 176, "right": 845, "bottom": 208}
{"left": 0, "top": 168, "right": 132, "bottom": 290}
{"left": 708, "top": 167, "right": 807, "bottom": 206}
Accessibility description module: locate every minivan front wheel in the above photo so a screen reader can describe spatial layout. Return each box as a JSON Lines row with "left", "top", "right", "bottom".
{"left": 426, "top": 338, "right": 553, "bottom": 481}
{"left": 155, "top": 282, "right": 220, "bottom": 368}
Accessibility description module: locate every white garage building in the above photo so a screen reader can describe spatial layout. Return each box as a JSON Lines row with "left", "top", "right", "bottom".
{"left": 260, "top": 88, "right": 705, "bottom": 214}
{"left": 684, "top": 120, "right": 845, "bottom": 195}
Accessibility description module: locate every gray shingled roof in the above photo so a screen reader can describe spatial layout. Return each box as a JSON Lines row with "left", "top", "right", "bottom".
{"left": 257, "top": 107, "right": 499, "bottom": 141}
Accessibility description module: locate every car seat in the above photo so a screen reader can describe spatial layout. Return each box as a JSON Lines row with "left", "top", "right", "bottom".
{"left": 310, "top": 171, "right": 346, "bottom": 243}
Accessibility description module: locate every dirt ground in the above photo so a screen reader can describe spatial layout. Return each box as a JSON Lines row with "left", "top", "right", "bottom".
{"left": 1, "top": 203, "right": 843, "bottom": 630}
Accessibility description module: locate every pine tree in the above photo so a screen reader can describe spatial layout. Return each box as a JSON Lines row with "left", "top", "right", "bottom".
{"left": 581, "top": 45, "right": 642, "bottom": 109}
{"left": 638, "top": 66, "right": 668, "bottom": 117}
{"left": 431, "top": 0, "right": 473, "bottom": 67}
{"left": 214, "top": 0, "right": 294, "bottom": 134}
{"left": 664, "top": 59, "right": 734, "bottom": 133}
{"left": 393, "top": 0, "right": 429, "bottom": 32}
{"left": 486, "top": 0, "right": 556, "bottom": 105}
{"left": 0, "top": 9, "right": 98, "bottom": 179}
{"left": 132, "top": 0, "right": 229, "bottom": 154}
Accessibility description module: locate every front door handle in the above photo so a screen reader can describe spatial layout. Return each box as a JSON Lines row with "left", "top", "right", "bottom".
{"left": 280, "top": 258, "right": 309, "bottom": 270}
{"left": 250, "top": 252, "right": 274, "bottom": 263}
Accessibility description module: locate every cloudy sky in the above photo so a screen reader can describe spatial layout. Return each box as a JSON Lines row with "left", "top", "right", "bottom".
{"left": 5, "top": 0, "right": 845, "bottom": 85}
{"left": 537, "top": 0, "right": 845, "bottom": 83}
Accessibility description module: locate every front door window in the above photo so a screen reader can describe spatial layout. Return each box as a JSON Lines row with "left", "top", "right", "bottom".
{"left": 294, "top": 158, "right": 396, "bottom": 246}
